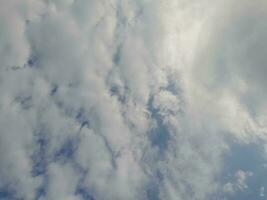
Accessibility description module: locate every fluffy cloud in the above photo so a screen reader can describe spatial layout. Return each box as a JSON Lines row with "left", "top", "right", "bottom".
{"left": 0, "top": 0, "right": 267, "bottom": 200}
{"left": 223, "top": 170, "right": 253, "bottom": 195}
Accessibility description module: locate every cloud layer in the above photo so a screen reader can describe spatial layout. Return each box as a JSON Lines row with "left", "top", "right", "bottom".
{"left": 0, "top": 0, "right": 267, "bottom": 200}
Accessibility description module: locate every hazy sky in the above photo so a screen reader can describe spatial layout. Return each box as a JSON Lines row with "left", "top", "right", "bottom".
{"left": 0, "top": 0, "right": 267, "bottom": 200}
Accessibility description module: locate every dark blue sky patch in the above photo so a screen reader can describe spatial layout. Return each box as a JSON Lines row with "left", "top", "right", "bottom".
{"left": 27, "top": 55, "right": 38, "bottom": 68}
{"left": 50, "top": 85, "right": 58, "bottom": 96}
{"left": 15, "top": 95, "right": 32, "bottom": 110}
{"left": 75, "top": 172, "right": 96, "bottom": 200}
{"left": 75, "top": 187, "right": 95, "bottom": 200}
{"left": 31, "top": 132, "right": 49, "bottom": 177}
{"left": 223, "top": 141, "right": 265, "bottom": 176}
{"left": 146, "top": 170, "right": 163, "bottom": 200}
{"left": 30, "top": 131, "right": 49, "bottom": 200}
{"left": 147, "top": 97, "right": 171, "bottom": 154}
{"left": 110, "top": 85, "right": 119, "bottom": 96}
{"left": 146, "top": 184, "right": 160, "bottom": 200}
{"left": 53, "top": 137, "right": 80, "bottom": 163}
{"left": 112, "top": 44, "right": 122, "bottom": 66}
{"left": 76, "top": 109, "right": 90, "bottom": 129}
{"left": 0, "top": 186, "right": 20, "bottom": 200}
{"left": 221, "top": 141, "right": 267, "bottom": 200}
{"left": 34, "top": 175, "right": 48, "bottom": 200}
{"left": 109, "top": 85, "right": 127, "bottom": 104}
{"left": 149, "top": 122, "right": 170, "bottom": 154}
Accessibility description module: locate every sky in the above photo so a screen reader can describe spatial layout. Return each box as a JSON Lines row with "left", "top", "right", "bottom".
{"left": 0, "top": 0, "right": 267, "bottom": 200}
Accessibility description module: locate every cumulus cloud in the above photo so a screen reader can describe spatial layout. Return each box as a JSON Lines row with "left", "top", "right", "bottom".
{"left": 0, "top": 0, "right": 267, "bottom": 200}
{"left": 223, "top": 170, "right": 253, "bottom": 195}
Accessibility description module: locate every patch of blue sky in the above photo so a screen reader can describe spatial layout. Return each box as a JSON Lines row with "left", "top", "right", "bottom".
{"left": 147, "top": 97, "right": 171, "bottom": 155}
{"left": 222, "top": 141, "right": 267, "bottom": 200}
{"left": 0, "top": 186, "right": 18, "bottom": 200}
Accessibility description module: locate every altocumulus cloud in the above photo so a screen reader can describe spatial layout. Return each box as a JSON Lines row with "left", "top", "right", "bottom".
{"left": 0, "top": 0, "right": 267, "bottom": 200}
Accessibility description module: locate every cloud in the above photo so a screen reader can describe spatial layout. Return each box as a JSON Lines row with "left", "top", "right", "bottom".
{"left": 223, "top": 170, "right": 253, "bottom": 195}
{"left": 0, "top": 0, "right": 267, "bottom": 200}
{"left": 190, "top": 0, "right": 267, "bottom": 139}
{"left": 46, "top": 163, "right": 82, "bottom": 200}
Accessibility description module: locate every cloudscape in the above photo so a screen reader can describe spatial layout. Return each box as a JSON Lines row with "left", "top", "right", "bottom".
{"left": 0, "top": 0, "right": 267, "bottom": 199}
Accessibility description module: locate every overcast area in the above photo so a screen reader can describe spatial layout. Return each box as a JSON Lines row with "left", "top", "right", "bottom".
{"left": 0, "top": 0, "right": 267, "bottom": 200}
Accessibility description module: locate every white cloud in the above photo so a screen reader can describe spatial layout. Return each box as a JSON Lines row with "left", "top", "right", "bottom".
{"left": 0, "top": 0, "right": 267, "bottom": 200}
{"left": 46, "top": 163, "right": 82, "bottom": 200}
